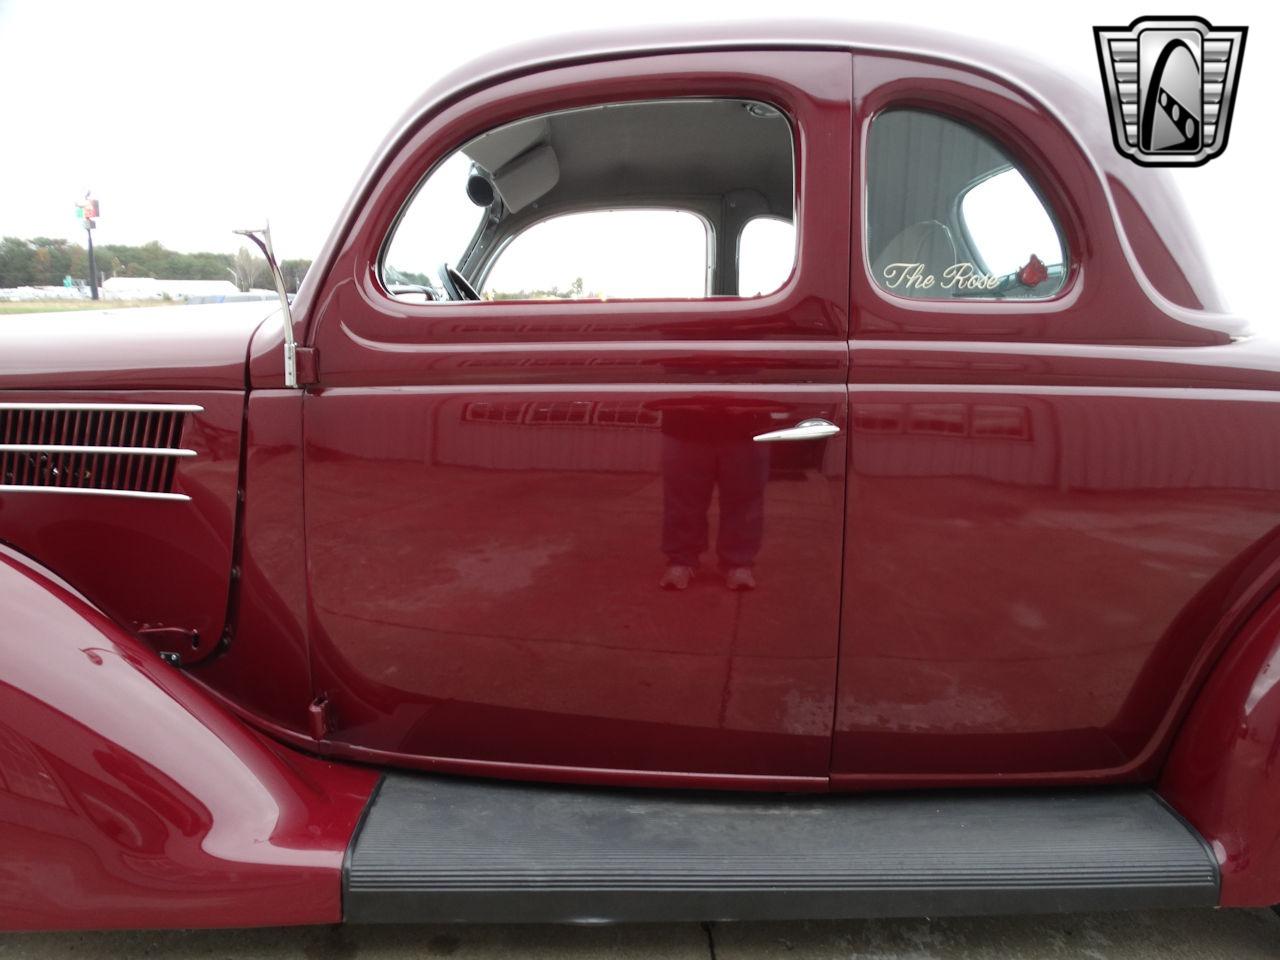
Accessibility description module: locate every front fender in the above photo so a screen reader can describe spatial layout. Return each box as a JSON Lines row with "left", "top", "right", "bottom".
{"left": 0, "top": 548, "right": 377, "bottom": 931}
{"left": 1161, "top": 588, "right": 1280, "bottom": 907}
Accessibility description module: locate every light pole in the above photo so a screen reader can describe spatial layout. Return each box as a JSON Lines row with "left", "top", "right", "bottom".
{"left": 76, "top": 193, "right": 99, "bottom": 300}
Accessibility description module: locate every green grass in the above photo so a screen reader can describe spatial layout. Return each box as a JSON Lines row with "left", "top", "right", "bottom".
{"left": 0, "top": 299, "right": 174, "bottom": 314}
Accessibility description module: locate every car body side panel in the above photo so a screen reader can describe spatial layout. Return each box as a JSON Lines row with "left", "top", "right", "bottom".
{"left": 194, "top": 390, "right": 314, "bottom": 734}
{"left": 0, "top": 389, "right": 244, "bottom": 660}
{"left": 0, "top": 550, "right": 377, "bottom": 931}
{"left": 304, "top": 384, "right": 847, "bottom": 783}
{"left": 1161, "top": 588, "right": 1280, "bottom": 907}
{"left": 833, "top": 52, "right": 1280, "bottom": 787}
{"left": 300, "top": 50, "right": 852, "bottom": 786}
{"left": 835, "top": 380, "right": 1280, "bottom": 785}
{"left": 0, "top": 302, "right": 270, "bottom": 392}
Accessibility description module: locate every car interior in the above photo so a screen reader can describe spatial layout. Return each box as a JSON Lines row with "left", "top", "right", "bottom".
{"left": 866, "top": 108, "right": 1067, "bottom": 299}
{"left": 382, "top": 100, "right": 1065, "bottom": 304}
{"left": 382, "top": 98, "right": 796, "bottom": 301}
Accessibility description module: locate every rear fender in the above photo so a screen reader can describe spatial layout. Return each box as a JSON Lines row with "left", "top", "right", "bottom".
{"left": 0, "top": 548, "right": 378, "bottom": 931}
{"left": 1161, "top": 588, "right": 1280, "bottom": 907}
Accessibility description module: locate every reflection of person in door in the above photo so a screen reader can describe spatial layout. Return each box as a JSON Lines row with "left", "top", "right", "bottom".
{"left": 656, "top": 401, "right": 774, "bottom": 591}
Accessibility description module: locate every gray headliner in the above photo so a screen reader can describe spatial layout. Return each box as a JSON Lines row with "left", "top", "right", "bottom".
{"left": 454, "top": 98, "right": 793, "bottom": 291}
{"left": 463, "top": 99, "right": 792, "bottom": 219}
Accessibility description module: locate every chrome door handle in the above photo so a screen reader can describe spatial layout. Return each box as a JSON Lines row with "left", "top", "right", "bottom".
{"left": 752, "top": 418, "right": 841, "bottom": 442}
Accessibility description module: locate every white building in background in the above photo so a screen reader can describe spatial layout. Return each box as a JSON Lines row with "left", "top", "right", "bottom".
{"left": 0, "top": 286, "right": 75, "bottom": 301}
{"left": 0, "top": 278, "right": 277, "bottom": 304}
{"left": 100, "top": 277, "right": 241, "bottom": 299}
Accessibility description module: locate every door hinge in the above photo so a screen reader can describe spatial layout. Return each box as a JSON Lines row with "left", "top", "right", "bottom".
{"left": 308, "top": 694, "right": 332, "bottom": 740}
{"left": 295, "top": 346, "right": 319, "bottom": 386}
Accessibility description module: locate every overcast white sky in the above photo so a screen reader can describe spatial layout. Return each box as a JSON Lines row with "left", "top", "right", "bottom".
{"left": 0, "top": 0, "right": 1274, "bottom": 321}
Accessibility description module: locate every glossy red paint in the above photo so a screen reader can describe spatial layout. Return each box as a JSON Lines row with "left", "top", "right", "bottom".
{"left": 0, "top": 17, "right": 1273, "bottom": 868}
{"left": 0, "top": 302, "right": 274, "bottom": 391}
{"left": 303, "top": 385, "right": 845, "bottom": 786}
{"left": 240, "top": 31, "right": 1270, "bottom": 796}
{"left": 830, "top": 51, "right": 1280, "bottom": 787}
{"left": 194, "top": 390, "right": 314, "bottom": 732}
{"left": 296, "top": 50, "right": 851, "bottom": 785}
{"left": 0, "top": 550, "right": 377, "bottom": 931}
{"left": 6, "top": 21, "right": 1280, "bottom": 930}
{"left": 833, "top": 383, "right": 1280, "bottom": 785}
{"left": 1160, "top": 589, "right": 1280, "bottom": 907}
{"left": 0, "top": 390, "right": 245, "bottom": 661}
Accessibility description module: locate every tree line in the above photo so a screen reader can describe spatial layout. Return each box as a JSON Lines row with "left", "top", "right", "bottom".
{"left": 0, "top": 237, "right": 311, "bottom": 293}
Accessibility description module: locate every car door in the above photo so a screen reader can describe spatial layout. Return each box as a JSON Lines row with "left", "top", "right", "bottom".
{"left": 301, "top": 51, "right": 853, "bottom": 787}
{"left": 834, "top": 54, "right": 1280, "bottom": 787}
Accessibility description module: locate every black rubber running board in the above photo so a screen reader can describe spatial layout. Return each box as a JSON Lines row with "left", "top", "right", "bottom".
{"left": 344, "top": 774, "right": 1218, "bottom": 923}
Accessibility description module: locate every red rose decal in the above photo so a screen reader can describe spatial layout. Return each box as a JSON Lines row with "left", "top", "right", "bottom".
{"left": 1018, "top": 254, "right": 1048, "bottom": 287}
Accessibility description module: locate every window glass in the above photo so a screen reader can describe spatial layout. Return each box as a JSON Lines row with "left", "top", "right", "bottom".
{"left": 381, "top": 98, "right": 795, "bottom": 303}
{"left": 737, "top": 217, "right": 795, "bottom": 296}
{"left": 384, "top": 152, "right": 484, "bottom": 296}
{"left": 866, "top": 109, "right": 1066, "bottom": 300}
{"left": 483, "top": 210, "right": 708, "bottom": 300}
{"left": 960, "top": 168, "right": 1063, "bottom": 277}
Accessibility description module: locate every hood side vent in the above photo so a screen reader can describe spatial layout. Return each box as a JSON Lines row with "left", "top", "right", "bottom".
{"left": 0, "top": 403, "right": 200, "bottom": 501}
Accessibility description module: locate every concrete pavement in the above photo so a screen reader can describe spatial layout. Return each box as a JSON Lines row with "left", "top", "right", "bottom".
{"left": 2, "top": 909, "right": 1278, "bottom": 960}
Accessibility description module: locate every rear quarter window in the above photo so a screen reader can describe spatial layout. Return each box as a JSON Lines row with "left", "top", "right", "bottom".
{"left": 866, "top": 109, "right": 1067, "bottom": 301}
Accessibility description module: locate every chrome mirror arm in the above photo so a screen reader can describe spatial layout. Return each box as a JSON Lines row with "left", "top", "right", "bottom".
{"left": 233, "top": 223, "right": 298, "bottom": 388}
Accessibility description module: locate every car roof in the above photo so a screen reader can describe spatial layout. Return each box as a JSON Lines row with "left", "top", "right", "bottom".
{"left": 294, "top": 21, "right": 1233, "bottom": 332}
{"left": 411, "top": 21, "right": 1103, "bottom": 145}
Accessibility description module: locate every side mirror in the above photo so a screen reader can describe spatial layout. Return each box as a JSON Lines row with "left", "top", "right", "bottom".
{"left": 466, "top": 166, "right": 495, "bottom": 206}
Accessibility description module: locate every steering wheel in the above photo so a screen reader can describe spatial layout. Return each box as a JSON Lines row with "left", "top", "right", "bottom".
{"left": 436, "top": 262, "right": 480, "bottom": 302}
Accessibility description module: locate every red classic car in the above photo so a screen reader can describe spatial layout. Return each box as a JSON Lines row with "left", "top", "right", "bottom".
{"left": 1, "top": 21, "right": 1273, "bottom": 931}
